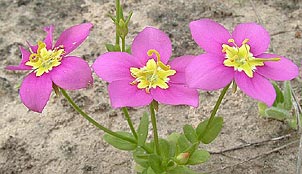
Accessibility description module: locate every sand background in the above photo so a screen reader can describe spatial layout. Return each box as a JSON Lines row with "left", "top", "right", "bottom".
{"left": 1, "top": 0, "right": 302, "bottom": 173}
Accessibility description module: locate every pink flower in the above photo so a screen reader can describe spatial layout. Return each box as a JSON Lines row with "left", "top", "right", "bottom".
{"left": 186, "top": 19, "right": 299, "bottom": 106}
{"left": 93, "top": 27, "right": 198, "bottom": 108}
{"left": 6, "top": 23, "right": 94, "bottom": 112}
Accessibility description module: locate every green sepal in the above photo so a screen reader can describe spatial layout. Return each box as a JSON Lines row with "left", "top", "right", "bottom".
{"left": 103, "top": 131, "right": 136, "bottom": 151}
{"left": 137, "top": 112, "right": 149, "bottom": 146}
{"left": 183, "top": 124, "right": 198, "bottom": 144}
{"left": 272, "top": 82, "right": 284, "bottom": 106}
{"left": 264, "top": 107, "right": 291, "bottom": 121}
{"left": 287, "top": 117, "right": 298, "bottom": 130}
{"left": 283, "top": 81, "right": 292, "bottom": 110}
{"left": 105, "top": 43, "right": 121, "bottom": 52}
{"left": 187, "top": 149, "right": 210, "bottom": 165}
{"left": 125, "top": 45, "right": 131, "bottom": 54}
{"left": 196, "top": 117, "right": 223, "bottom": 144}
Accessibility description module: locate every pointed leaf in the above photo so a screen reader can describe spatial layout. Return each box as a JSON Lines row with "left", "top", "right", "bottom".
{"left": 187, "top": 150, "right": 210, "bottom": 165}
{"left": 272, "top": 82, "right": 284, "bottom": 106}
{"left": 177, "top": 134, "right": 191, "bottom": 153}
{"left": 133, "top": 147, "right": 150, "bottom": 168}
{"left": 103, "top": 131, "right": 136, "bottom": 151}
{"left": 167, "top": 133, "right": 181, "bottom": 157}
{"left": 283, "top": 81, "right": 292, "bottom": 110}
{"left": 159, "top": 139, "right": 170, "bottom": 161}
{"left": 183, "top": 124, "right": 198, "bottom": 143}
{"left": 264, "top": 107, "right": 291, "bottom": 121}
{"left": 146, "top": 167, "right": 156, "bottom": 174}
{"left": 196, "top": 117, "right": 223, "bottom": 144}
{"left": 137, "top": 112, "right": 149, "bottom": 146}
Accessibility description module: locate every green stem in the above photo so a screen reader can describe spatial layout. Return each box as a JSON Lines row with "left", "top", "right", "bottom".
{"left": 204, "top": 83, "right": 231, "bottom": 132}
{"left": 150, "top": 101, "right": 160, "bottom": 155}
{"left": 115, "top": 0, "right": 120, "bottom": 46}
{"left": 60, "top": 88, "right": 136, "bottom": 144}
{"left": 121, "top": 36, "right": 126, "bottom": 52}
{"left": 122, "top": 107, "right": 138, "bottom": 140}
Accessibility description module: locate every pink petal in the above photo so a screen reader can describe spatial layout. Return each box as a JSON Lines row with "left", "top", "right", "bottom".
{"left": 108, "top": 80, "right": 153, "bottom": 108}
{"left": 131, "top": 27, "right": 172, "bottom": 64}
{"left": 189, "top": 19, "right": 231, "bottom": 56}
{"left": 50, "top": 56, "right": 93, "bottom": 90}
{"left": 169, "top": 55, "right": 196, "bottom": 84}
{"left": 235, "top": 72, "right": 275, "bottom": 107}
{"left": 6, "top": 46, "right": 32, "bottom": 71}
{"left": 232, "top": 23, "right": 270, "bottom": 56}
{"left": 151, "top": 84, "right": 199, "bottom": 107}
{"left": 43, "top": 25, "right": 54, "bottom": 50}
{"left": 20, "top": 72, "right": 53, "bottom": 113}
{"left": 186, "top": 53, "right": 234, "bottom": 90}
{"left": 256, "top": 53, "right": 299, "bottom": 81}
{"left": 92, "top": 52, "right": 143, "bottom": 83}
{"left": 54, "top": 23, "right": 93, "bottom": 55}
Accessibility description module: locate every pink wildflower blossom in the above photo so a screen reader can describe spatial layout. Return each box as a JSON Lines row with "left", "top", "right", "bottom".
{"left": 186, "top": 19, "right": 298, "bottom": 106}
{"left": 93, "top": 27, "right": 198, "bottom": 108}
{"left": 6, "top": 23, "right": 93, "bottom": 112}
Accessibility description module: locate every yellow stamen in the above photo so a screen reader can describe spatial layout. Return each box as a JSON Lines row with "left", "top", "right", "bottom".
{"left": 222, "top": 39, "right": 280, "bottom": 78}
{"left": 25, "top": 41, "right": 64, "bottom": 76}
{"left": 130, "top": 49, "right": 176, "bottom": 93}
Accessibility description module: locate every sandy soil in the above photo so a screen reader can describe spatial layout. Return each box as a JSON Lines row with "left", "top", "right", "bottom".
{"left": 1, "top": 0, "right": 302, "bottom": 173}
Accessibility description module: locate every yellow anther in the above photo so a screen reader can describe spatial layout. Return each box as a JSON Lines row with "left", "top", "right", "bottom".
{"left": 130, "top": 49, "right": 176, "bottom": 93}
{"left": 222, "top": 38, "right": 280, "bottom": 78}
{"left": 25, "top": 41, "right": 64, "bottom": 76}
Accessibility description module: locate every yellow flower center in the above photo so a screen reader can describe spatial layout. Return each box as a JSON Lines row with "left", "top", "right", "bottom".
{"left": 130, "top": 49, "right": 176, "bottom": 93}
{"left": 25, "top": 41, "right": 65, "bottom": 76}
{"left": 222, "top": 39, "right": 280, "bottom": 78}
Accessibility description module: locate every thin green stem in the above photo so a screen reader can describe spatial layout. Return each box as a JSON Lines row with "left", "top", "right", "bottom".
{"left": 115, "top": 0, "right": 120, "bottom": 46}
{"left": 121, "top": 37, "right": 126, "bottom": 52}
{"left": 150, "top": 101, "right": 160, "bottom": 155}
{"left": 122, "top": 107, "right": 138, "bottom": 140}
{"left": 60, "top": 88, "right": 136, "bottom": 144}
{"left": 204, "top": 83, "right": 231, "bottom": 132}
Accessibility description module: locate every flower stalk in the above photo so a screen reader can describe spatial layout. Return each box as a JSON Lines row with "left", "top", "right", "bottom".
{"left": 150, "top": 101, "right": 160, "bottom": 155}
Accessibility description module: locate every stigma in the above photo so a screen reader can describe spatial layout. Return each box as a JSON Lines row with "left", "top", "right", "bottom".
{"left": 222, "top": 39, "right": 280, "bottom": 78}
{"left": 130, "top": 49, "right": 176, "bottom": 93}
{"left": 26, "top": 41, "right": 65, "bottom": 76}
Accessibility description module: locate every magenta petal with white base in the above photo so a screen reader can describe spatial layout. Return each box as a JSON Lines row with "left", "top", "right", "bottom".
{"left": 235, "top": 72, "right": 275, "bottom": 107}
{"left": 189, "top": 19, "right": 231, "bottom": 56}
{"left": 6, "top": 46, "right": 32, "bottom": 71}
{"left": 232, "top": 23, "right": 270, "bottom": 56}
{"left": 108, "top": 80, "right": 153, "bottom": 108}
{"left": 50, "top": 56, "right": 93, "bottom": 90}
{"left": 92, "top": 52, "right": 143, "bottom": 83}
{"left": 151, "top": 84, "right": 199, "bottom": 107}
{"left": 20, "top": 73, "right": 53, "bottom": 113}
{"left": 186, "top": 54, "right": 234, "bottom": 90}
{"left": 131, "top": 27, "right": 172, "bottom": 64}
{"left": 55, "top": 23, "right": 93, "bottom": 55}
{"left": 256, "top": 53, "right": 299, "bottom": 81}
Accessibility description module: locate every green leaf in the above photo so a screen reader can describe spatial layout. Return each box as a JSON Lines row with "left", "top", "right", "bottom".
{"left": 137, "top": 112, "right": 149, "bottom": 146}
{"left": 196, "top": 117, "right": 223, "bottom": 144}
{"left": 187, "top": 150, "right": 210, "bottom": 165}
{"left": 159, "top": 139, "right": 170, "bottom": 161}
{"left": 148, "top": 154, "right": 164, "bottom": 173}
{"left": 166, "top": 133, "right": 181, "bottom": 157}
{"left": 103, "top": 131, "right": 136, "bottom": 151}
{"left": 264, "top": 107, "right": 291, "bottom": 121}
{"left": 167, "top": 166, "right": 197, "bottom": 174}
{"left": 287, "top": 118, "right": 298, "bottom": 130}
{"left": 258, "top": 102, "right": 268, "bottom": 117}
{"left": 183, "top": 124, "right": 198, "bottom": 144}
{"left": 283, "top": 81, "right": 292, "bottom": 110}
{"left": 272, "top": 82, "right": 284, "bottom": 106}
{"left": 105, "top": 43, "right": 121, "bottom": 52}
{"left": 177, "top": 134, "right": 191, "bottom": 153}
{"left": 146, "top": 167, "right": 157, "bottom": 174}
{"left": 133, "top": 147, "right": 149, "bottom": 168}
